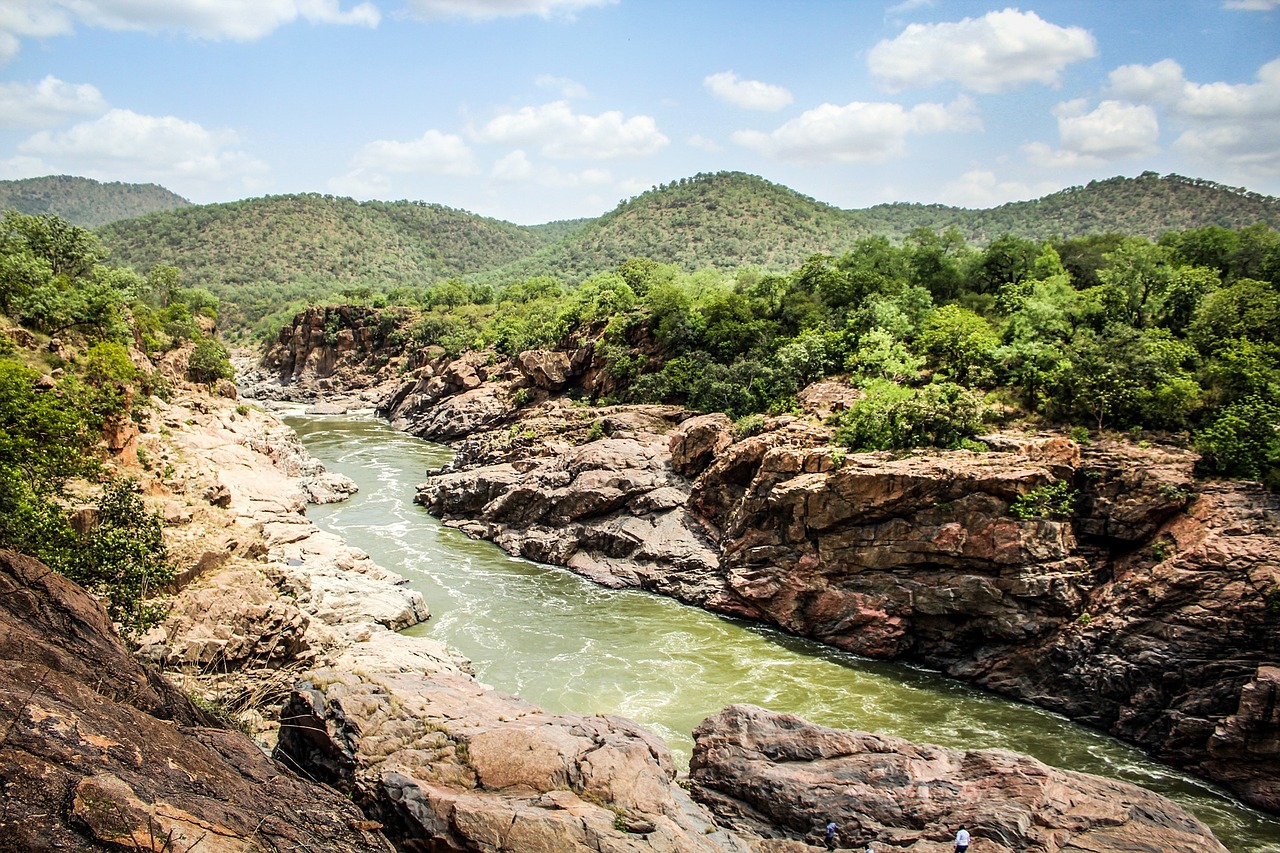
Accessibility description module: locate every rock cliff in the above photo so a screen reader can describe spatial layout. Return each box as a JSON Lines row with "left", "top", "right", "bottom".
{"left": 379, "top": 346, "right": 1280, "bottom": 814}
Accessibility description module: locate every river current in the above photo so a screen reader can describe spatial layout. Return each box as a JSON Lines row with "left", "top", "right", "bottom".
{"left": 286, "top": 411, "right": 1280, "bottom": 853}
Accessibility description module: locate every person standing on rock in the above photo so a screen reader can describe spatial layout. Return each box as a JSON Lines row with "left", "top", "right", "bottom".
{"left": 954, "top": 826, "right": 971, "bottom": 853}
{"left": 825, "top": 820, "right": 838, "bottom": 850}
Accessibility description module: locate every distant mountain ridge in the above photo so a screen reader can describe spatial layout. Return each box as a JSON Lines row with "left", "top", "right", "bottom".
{"left": 88, "top": 170, "right": 1280, "bottom": 317}
{"left": 0, "top": 175, "right": 191, "bottom": 227}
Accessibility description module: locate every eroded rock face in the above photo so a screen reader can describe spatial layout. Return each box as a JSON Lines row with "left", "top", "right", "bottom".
{"left": 274, "top": 666, "right": 752, "bottom": 853}
{"left": 689, "top": 704, "right": 1230, "bottom": 853}
{"left": 0, "top": 549, "right": 392, "bottom": 852}
{"left": 973, "top": 481, "right": 1280, "bottom": 812}
{"left": 417, "top": 404, "right": 725, "bottom": 603}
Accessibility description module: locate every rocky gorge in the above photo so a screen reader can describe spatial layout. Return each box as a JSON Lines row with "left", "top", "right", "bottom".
{"left": 7, "top": 303, "right": 1261, "bottom": 851}
{"left": 249, "top": 304, "right": 1280, "bottom": 824}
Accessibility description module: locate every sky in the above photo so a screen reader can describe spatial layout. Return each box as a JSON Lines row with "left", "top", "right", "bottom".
{"left": 1, "top": 0, "right": 1279, "bottom": 225}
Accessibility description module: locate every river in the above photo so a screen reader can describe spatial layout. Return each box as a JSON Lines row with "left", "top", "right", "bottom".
{"left": 286, "top": 410, "right": 1280, "bottom": 853}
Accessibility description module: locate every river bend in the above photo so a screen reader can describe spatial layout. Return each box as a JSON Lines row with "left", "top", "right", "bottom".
{"left": 287, "top": 411, "right": 1280, "bottom": 853}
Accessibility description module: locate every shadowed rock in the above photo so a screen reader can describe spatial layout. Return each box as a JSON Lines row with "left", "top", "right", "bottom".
{"left": 0, "top": 549, "right": 392, "bottom": 852}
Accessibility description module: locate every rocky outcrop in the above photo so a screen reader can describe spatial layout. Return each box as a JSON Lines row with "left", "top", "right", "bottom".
{"left": 0, "top": 549, "right": 392, "bottom": 852}
{"left": 972, "top": 481, "right": 1280, "bottom": 812}
{"left": 417, "top": 403, "right": 726, "bottom": 602}
{"left": 274, "top": 666, "right": 752, "bottom": 853}
{"left": 689, "top": 704, "right": 1230, "bottom": 853}
{"left": 398, "top": 350, "right": 1280, "bottom": 813}
{"left": 239, "top": 305, "right": 409, "bottom": 407}
{"left": 132, "top": 389, "right": 443, "bottom": 744}
{"left": 132, "top": 377, "right": 758, "bottom": 852}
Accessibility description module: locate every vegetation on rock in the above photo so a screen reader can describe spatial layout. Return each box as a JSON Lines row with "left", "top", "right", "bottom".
{"left": 0, "top": 210, "right": 229, "bottom": 631}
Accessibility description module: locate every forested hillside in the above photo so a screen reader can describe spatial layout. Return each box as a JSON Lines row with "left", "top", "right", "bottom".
{"left": 85, "top": 170, "right": 1280, "bottom": 339}
{"left": 0, "top": 175, "right": 190, "bottom": 227}
{"left": 98, "top": 194, "right": 560, "bottom": 335}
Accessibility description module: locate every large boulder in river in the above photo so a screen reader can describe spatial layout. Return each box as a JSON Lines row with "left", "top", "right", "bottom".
{"left": 689, "top": 704, "right": 1230, "bottom": 853}
{"left": 0, "top": 549, "right": 391, "bottom": 851}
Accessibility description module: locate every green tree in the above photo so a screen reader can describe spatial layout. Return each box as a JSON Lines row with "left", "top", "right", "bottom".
{"left": 188, "top": 337, "right": 234, "bottom": 383}
{"left": 918, "top": 304, "right": 999, "bottom": 384}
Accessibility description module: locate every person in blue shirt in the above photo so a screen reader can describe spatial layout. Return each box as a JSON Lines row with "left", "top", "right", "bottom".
{"left": 824, "top": 821, "right": 838, "bottom": 850}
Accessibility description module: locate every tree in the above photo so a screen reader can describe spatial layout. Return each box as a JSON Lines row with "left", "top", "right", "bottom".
{"left": 1095, "top": 238, "right": 1173, "bottom": 329}
{"left": 918, "top": 304, "right": 999, "bottom": 384}
{"left": 188, "top": 337, "right": 234, "bottom": 384}
{"left": 1188, "top": 279, "right": 1280, "bottom": 353}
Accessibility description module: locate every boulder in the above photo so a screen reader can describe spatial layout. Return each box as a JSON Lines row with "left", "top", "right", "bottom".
{"left": 275, "top": 666, "right": 751, "bottom": 853}
{"left": 689, "top": 704, "right": 1230, "bottom": 853}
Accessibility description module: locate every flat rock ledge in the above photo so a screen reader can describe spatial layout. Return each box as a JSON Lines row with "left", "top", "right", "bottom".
{"left": 689, "top": 704, "right": 1231, "bottom": 853}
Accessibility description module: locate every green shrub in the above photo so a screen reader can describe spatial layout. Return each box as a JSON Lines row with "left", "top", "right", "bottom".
{"left": 732, "top": 413, "right": 765, "bottom": 440}
{"left": 187, "top": 337, "right": 234, "bottom": 384}
{"left": 1009, "top": 479, "right": 1078, "bottom": 520}
{"left": 832, "top": 380, "right": 987, "bottom": 451}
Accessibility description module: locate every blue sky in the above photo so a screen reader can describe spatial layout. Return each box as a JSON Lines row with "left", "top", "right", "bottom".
{"left": 1, "top": 0, "right": 1278, "bottom": 224}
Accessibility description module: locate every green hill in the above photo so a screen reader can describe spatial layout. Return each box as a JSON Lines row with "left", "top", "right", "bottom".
{"left": 97, "top": 193, "right": 564, "bottom": 333}
{"left": 99, "top": 193, "right": 555, "bottom": 288}
{"left": 490, "top": 172, "right": 864, "bottom": 281}
{"left": 478, "top": 171, "right": 1280, "bottom": 283}
{"left": 0, "top": 175, "right": 191, "bottom": 227}
{"left": 91, "top": 170, "right": 1280, "bottom": 336}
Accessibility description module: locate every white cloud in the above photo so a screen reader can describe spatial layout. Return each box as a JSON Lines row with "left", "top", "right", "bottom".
{"left": 687, "top": 134, "right": 723, "bottom": 153}
{"left": 69, "top": 0, "right": 379, "bottom": 38}
{"left": 703, "top": 71, "right": 793, "bottom": 112}
{"left": 0, "top": 76, "right": 107, "bottom": 128}
{"left": 0, "top": 0, "right": 376, "bottom": 61}
{"left": 535, "top": 74, "right": 588, "bottom": 99}
{"left": 1059, "top": 99, "right": 1159, "bottom": 159}
{"left": 886, "top": 0, "right": 935, "bottom": 15}
{"left": 868, "top": 8, "right": 1097, "bottom": 93}
{"left": 473, "top": 100, "right": 668, "bottom": 160}
{"left": 732, "top": 96, "right": 979, "bottom": 164}
{"left": 402, "top": 0, "right": 616, "bottom": 21}
{"left": 1224, "top": 0, "right": 1280, "bottom": 9}
{"left": 0, "top": 1, "right": 76, "bottom": 64}
{"left": 17, "top": 108, "right": 268, "bottom": 190}
{"left": 327, "top": 168, "right": 391, "bottom": 199}
{"left": 488, "top": 149, "right": 610, "bottom": 187}
{"left": 937, "top": 169, "right": 1059, "bottom": 208}
{"left": 352, "top": 129, "right": 480, "bottom": 176}
{"left": 490, "top": 149, "right": 536, "bottom": 183}
{"left": 1108, "top": 57, "right": 1280, "bottom": 177}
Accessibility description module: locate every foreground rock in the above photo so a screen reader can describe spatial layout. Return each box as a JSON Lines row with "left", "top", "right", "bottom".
{"left": 275, "top": 665, "right": 751, "bottom": 853}
{"left": 690, "top": 704, "right": 1230, "bottom": 853}
{"left": 0, "top": 549, "right": 392, "bottom": 852}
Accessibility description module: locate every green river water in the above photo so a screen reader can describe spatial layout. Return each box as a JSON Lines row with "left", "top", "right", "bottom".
{"left": 286, "top": 411, "right": 1280, "bottom": 852}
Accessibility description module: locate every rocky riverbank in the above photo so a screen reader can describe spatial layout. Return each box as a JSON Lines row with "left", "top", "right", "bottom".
{"left": 334, "top": 337, "right": 1280, "bottom": 816}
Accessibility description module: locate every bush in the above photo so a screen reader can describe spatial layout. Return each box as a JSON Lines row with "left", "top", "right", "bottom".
{"left": 732, "top": 413, "right": 765, "bottom": 440}
{"left": 1194, "top": 395, "right": 1280, "bottom": 484}
{"left": 1009, "top": 480, "right": 1078, "bottom": 519}
{"left": 832, "top": 380, "right": 987, "bottom": 451}
{"left": 187, "top": 337, "right": 234, "bottom": 384}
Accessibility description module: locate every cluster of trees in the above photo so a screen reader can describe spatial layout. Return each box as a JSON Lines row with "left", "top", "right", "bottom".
{"left": 384, "top": 223, "right": 1280, "bottom": 485}
{"left": 0, "top": 211, "right": 233, "bottom": 629}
